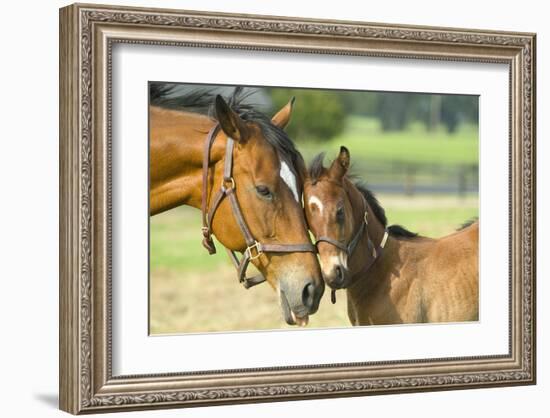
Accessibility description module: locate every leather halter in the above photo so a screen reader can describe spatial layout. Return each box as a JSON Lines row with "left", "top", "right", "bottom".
{"left": 315, "top": 211, "right": 367, "bottom": 257}
{"left": 200, "top": 124, "right": 317, "bottom": 289}
{"left": 314, "top": 196, "right": 389, "bottom": 303}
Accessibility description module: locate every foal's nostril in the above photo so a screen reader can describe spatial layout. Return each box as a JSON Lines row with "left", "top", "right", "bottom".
{"left": 335, "top": 265, "right": 345, "bottom": 284}
{"left": 302, "top": 282, "right": 316, "bottom": 310}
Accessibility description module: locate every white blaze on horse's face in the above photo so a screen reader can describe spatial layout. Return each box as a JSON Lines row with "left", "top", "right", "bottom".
{"left": 308, "top": 195, "right": 324, "bottom": 215}
{"left": 279, "top": 160, "right": 299, "bottom": 202}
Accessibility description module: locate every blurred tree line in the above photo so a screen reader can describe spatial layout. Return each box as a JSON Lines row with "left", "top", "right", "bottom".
{"left": 269, "top": 88, "right": 346, "bottom": 142}
{"left": 269, "top": 88, "right": 478, "bottom": 141}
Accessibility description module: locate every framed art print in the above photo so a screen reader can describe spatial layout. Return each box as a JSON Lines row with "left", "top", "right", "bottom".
{"left": 59, "top": 3, "right": 536, "bottom": 414}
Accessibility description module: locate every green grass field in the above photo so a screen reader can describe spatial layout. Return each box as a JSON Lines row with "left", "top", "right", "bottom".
{"left": 150, "top": 194, "right": 478, "bottom": 334}
{"left": 298, "top": 116, "right": 479, "bottom": 166}
{"left": 150, "top": 195, "right": 478, "bottom": 277}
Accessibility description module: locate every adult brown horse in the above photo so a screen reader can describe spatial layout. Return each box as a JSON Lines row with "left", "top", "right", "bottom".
{"left": 149, "top": 85, "right": 324, "bottom": 326}
{"left": 303, "top": 147, "right": 478, "bottom": 325}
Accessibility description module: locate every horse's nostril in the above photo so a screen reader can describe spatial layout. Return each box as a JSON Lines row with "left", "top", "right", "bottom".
{"left": 302, "top": 282, "right": 316, "bottom": 310}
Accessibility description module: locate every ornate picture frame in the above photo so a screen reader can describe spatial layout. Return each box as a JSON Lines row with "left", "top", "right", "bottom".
{"left": 59, "top": 3, "right": 536, "bottom": 414}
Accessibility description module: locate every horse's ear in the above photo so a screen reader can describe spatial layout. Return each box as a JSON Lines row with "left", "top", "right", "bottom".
{"left": 329, "top": 146, "right": 350, "bottom": 181}
{"left": 271, "top": 97, "right": 295, "bottom": 130}
{"left": 215, "top": 95, "right": 249, "bottom": 142}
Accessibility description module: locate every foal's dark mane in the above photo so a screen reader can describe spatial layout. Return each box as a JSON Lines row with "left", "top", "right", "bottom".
{"left": 150, "top": 82, "right": 305, "bottom": 181}
{"left": 355, "top": 183, "right": 419, "bottom": 239}
{"left": 308, "top": 153, "right": 418, "bottom": 239}
{"left": 457, "top": 217, "right": 478, "bottom": 231}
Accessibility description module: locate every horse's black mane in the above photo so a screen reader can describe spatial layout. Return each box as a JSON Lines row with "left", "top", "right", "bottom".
{"left": 150, "top": 82, "right": 304, "bottom": 178}
{"left": 308, "top": 153, "right": 419, "bottom": 239}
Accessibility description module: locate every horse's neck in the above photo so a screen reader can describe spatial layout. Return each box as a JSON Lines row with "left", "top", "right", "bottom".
{"left": 149, "top": 107, "right": 226, "bottom": 215}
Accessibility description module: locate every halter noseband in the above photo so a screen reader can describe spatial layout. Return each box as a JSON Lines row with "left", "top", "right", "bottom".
{"left": 314, "top": 197, "right": 389, "bottom": 303}
{"left": 200, "top": 124, "right": 317, "bottom": 289}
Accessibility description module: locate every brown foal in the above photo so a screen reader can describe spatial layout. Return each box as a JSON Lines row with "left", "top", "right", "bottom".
{"left": 149, "top": 86, "right": 324, "bottom": 325}
{"left": 303, "top": 147, "right": 479, "bottom": 325}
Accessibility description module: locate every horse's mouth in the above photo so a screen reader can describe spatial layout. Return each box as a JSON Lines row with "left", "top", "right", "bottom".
{"left": 280, "top": 290, "right": 310, "bottom": 327}
{"left": 291, "top": 311, "right": 309, "bottom": 327}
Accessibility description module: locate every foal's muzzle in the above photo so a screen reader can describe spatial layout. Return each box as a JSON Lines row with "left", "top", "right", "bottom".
{"left": 324, "top": 263, "right": 350, "bottom": 289}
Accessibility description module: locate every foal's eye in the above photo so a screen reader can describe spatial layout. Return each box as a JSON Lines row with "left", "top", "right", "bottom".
{"left": 336, "top": 206, "right": 345, "bottom": 223}
{"left": 255, "top": 185, "right": 273, "bottom": 199}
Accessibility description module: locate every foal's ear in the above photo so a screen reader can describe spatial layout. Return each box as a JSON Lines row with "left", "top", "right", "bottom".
{"left": 271, "top": 97, "right": 295, "bottom": 129}
{"left": 329, "top": 146, "right": 350, "bottom": 181}
{"left": 215, "top": 95, "right": 249, "bottom": 142}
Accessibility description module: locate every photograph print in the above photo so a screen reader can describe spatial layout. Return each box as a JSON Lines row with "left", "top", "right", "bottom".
{"left": 149, "top": 82, "right": 479, "bottom": 335}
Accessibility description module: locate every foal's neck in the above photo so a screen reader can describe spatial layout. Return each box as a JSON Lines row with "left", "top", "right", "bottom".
{"left": 345, "top": 182, "right": 425, "bottom": 296}
{"left": 344, "top": 179, "right": 388, "bottom": 278}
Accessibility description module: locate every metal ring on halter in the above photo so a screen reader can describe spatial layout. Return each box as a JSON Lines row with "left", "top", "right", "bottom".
{"left": 245, "top": 241, "right": 263, "bottom": 260}
{"left": 364, "top": 211, "right": 368, "bottom": 225}
{"left": 222, "top": 176, "right": 235, "bottom": 190}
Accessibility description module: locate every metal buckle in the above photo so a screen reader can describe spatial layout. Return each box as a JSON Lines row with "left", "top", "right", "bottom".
{"left": 364, "top": 211, "right": 369, "bottom": 225}
{"left": 245, "top": 241, "right": 263, "bottom": 260}
{"left": 222, "top": 177, "right": 235, "bottom": 191}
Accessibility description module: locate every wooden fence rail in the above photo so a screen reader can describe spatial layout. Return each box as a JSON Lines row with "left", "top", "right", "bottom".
{"left": 351, "top": 161, "right": 478, "bottom": 196}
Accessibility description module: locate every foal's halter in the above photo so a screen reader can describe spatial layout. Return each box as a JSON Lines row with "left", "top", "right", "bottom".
{"left": 200, "top": 124, "right": 317, "bottom": 289}
{"left": 314, "top": 197, "right": 389, "bottom": 303}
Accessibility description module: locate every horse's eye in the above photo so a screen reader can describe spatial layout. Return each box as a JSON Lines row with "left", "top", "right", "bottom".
{"left": 336, "top": 206, "right": 345, "bottom": 223}
{"left": 255, "top": 185, "right": 273, "bottom": 199}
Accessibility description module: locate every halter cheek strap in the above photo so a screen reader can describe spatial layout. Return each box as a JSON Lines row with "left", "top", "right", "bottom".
{"left": 315, "top": 201, "right": 389, "bottom": 259}
{"left": 314, "top": 199, "right": 389, "bottom": 303}
{"left": 200, "top": 124, "right": 316, "bottom": 289}
{"left": 315, "top": 211, "right": 368, "bottom": 256}
{"left": 201, "top": 124, "right": 221, "bottom": 254}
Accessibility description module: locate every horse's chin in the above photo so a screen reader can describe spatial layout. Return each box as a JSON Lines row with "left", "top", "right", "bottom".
{"left": 291, "top": 311, "right": 309, "bottom": 327}
{"left": 280, "top": 290, "right": 310, "bottom": 327}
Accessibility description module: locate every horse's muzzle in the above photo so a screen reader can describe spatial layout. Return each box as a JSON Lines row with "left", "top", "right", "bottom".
{"left": 279, "top": 277, "right": 323, "bottom": 325}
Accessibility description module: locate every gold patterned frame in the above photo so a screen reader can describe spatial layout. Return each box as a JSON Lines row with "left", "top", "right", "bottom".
{"left": 59, "top": 3, "right": 536, "bottom": 414}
